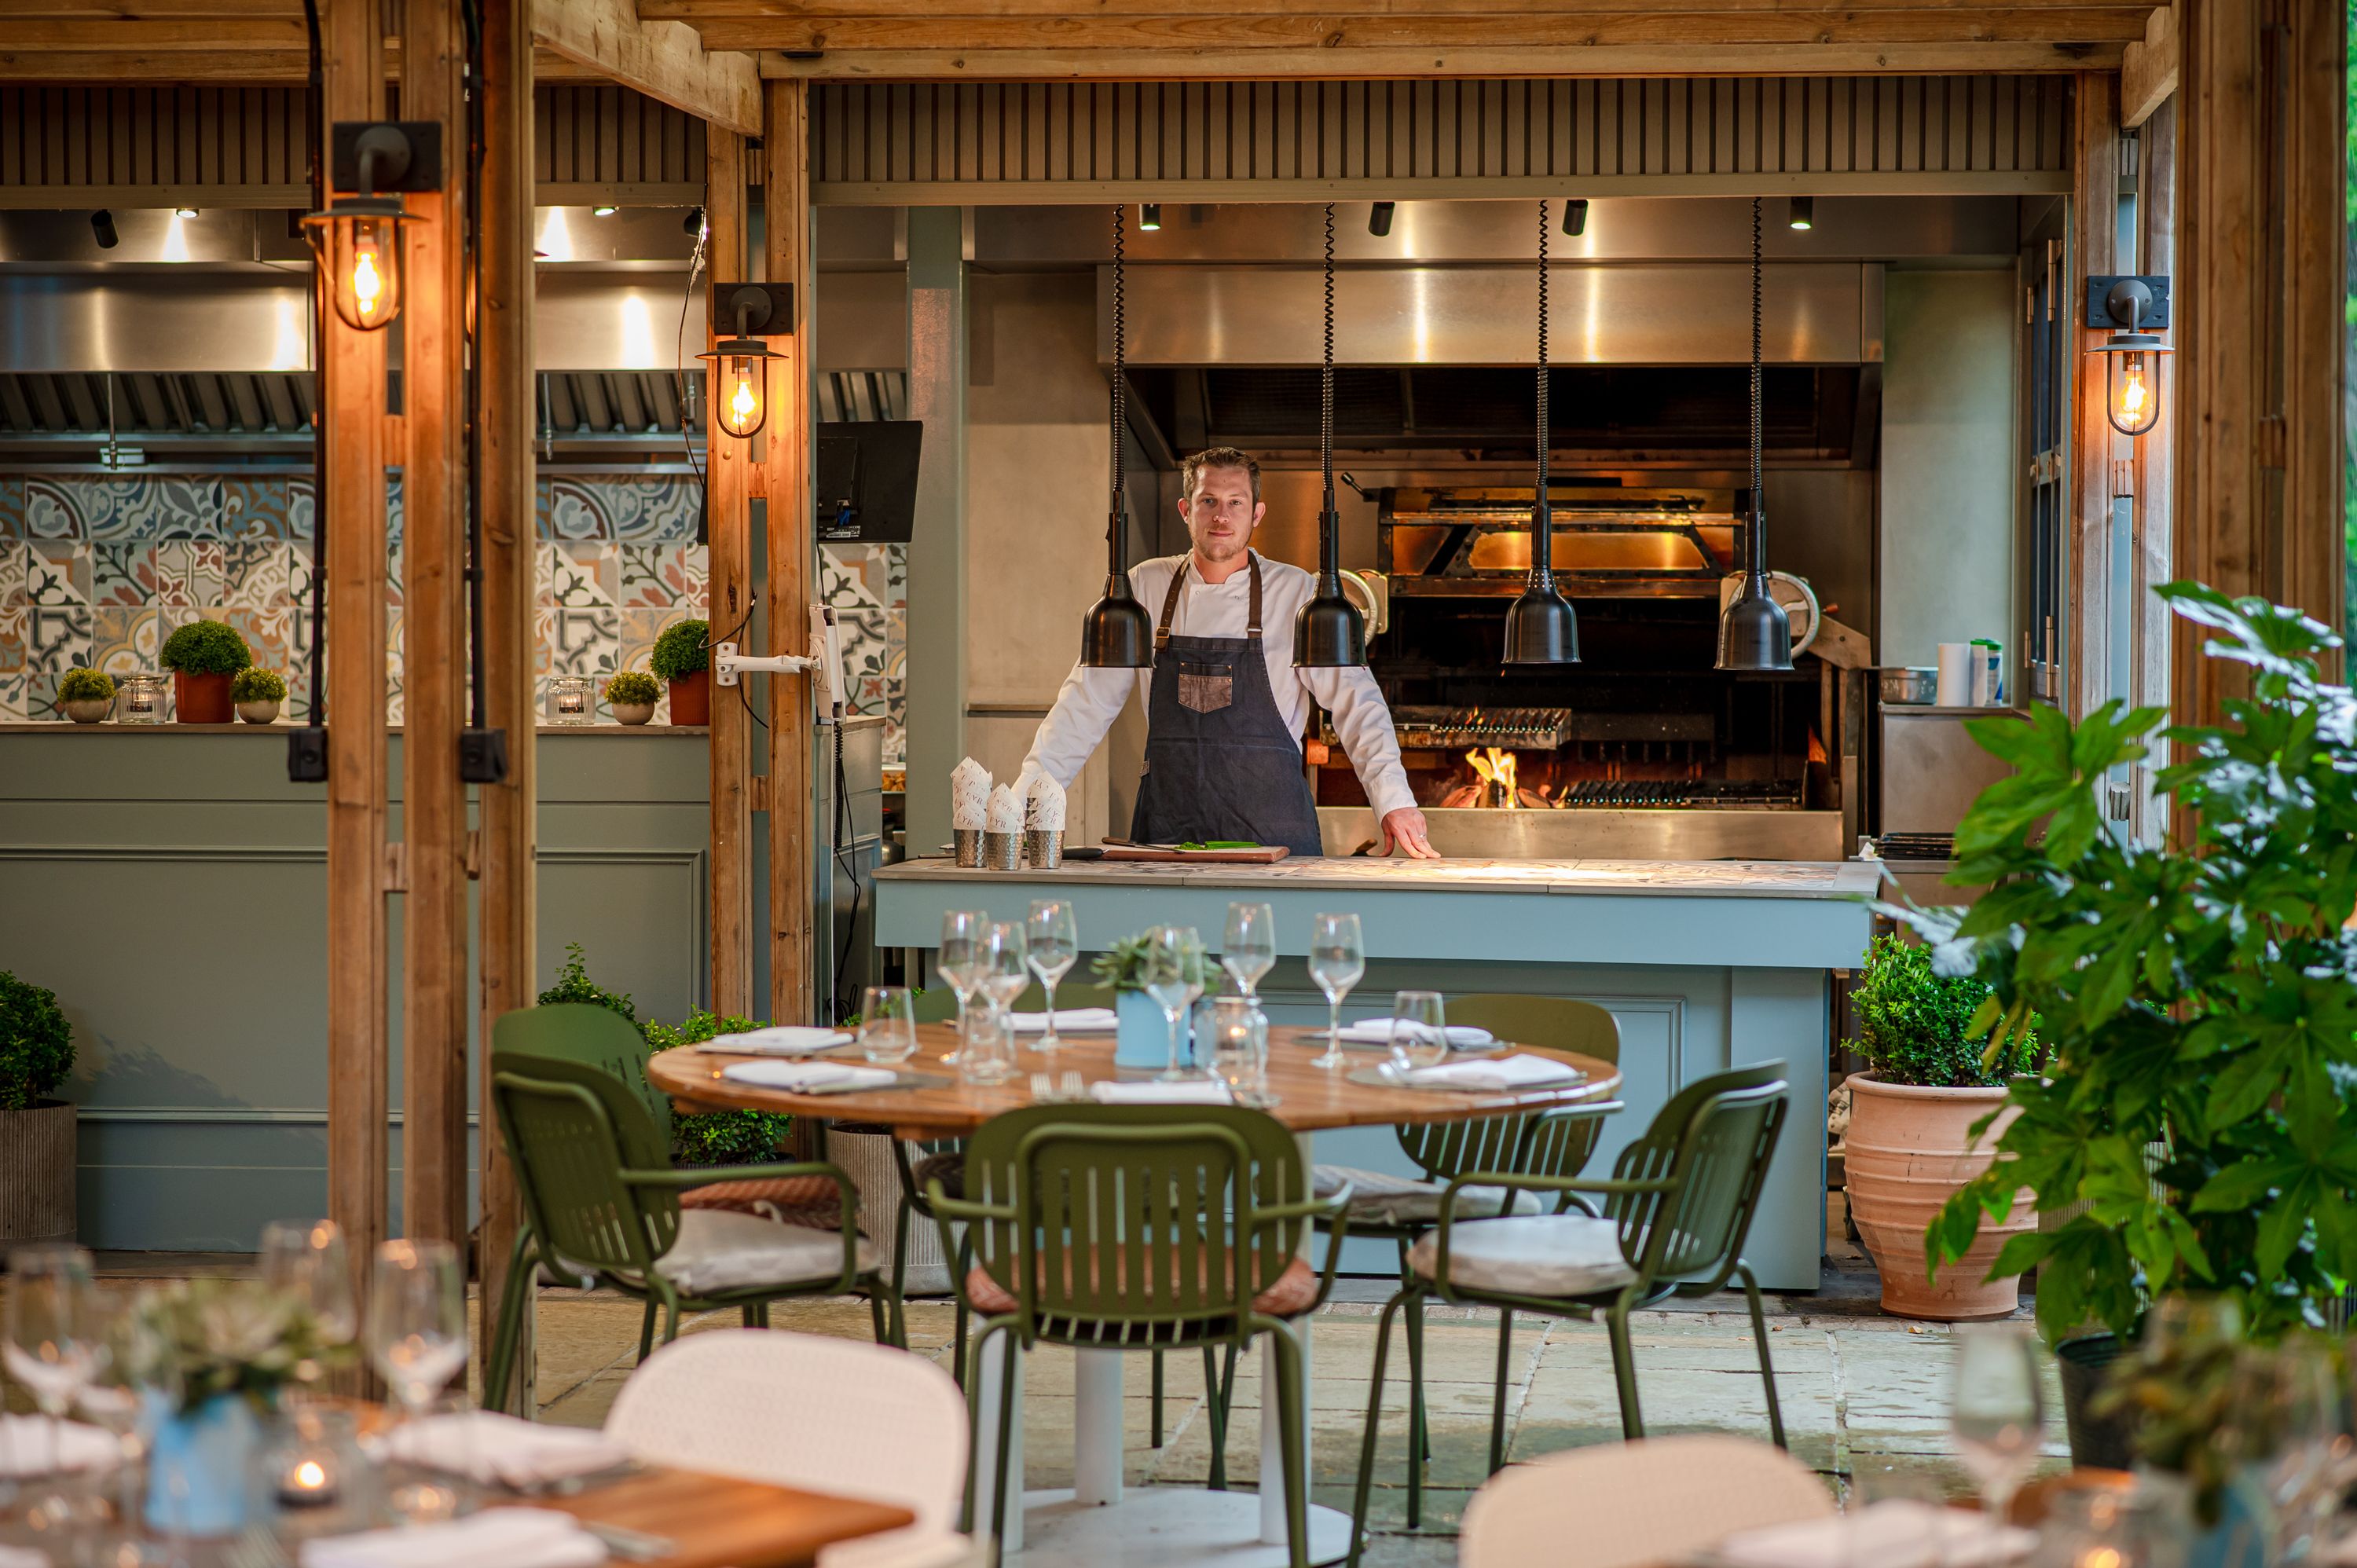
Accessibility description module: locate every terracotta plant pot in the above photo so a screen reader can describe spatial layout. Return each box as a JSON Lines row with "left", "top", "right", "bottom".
{"left": 236, "top": 698, "right": 281, "bottom": 724}
{"left": 667, "top": 670, "right": 711, "bottom": 726}
{"left": 611, "top": 702, "right": 655, "bottom": 726}
{"left": 173, "top": 670, "right": 233, "bottom": 724}
{"left": 63, "top": 698, "right": 112, "bottom": 724}
{"left": 0, "top": 1100, "right": 78, "bottom": 1246}
{"left": 1843, "top": 1072, "right": 2032, "bottom": 1319}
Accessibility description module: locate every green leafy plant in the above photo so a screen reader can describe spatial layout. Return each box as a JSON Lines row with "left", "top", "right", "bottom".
{"left": 1899, "top": 584, "right": 2357, "bottom": 1343}
{"left": 231, "top": 668, "right": 287, "bottom": 703}
{"left": 1852, "top": 934, "right": 2037, "bottom": 1088}
{"left": 605, "top": 670, "right": 661, "bottom": 706}
{"left": 130, "top": 1277, "right": 354, "bottom": 1416}
{"left": 158, "top": 619, "right": 252, "bottom": 676}
{"left": 650, "top": 619, "right": 710, "bottom": 680}
{"left": 1091, "top": 930, "right": 1210, "bottom": 993}
{"left": 642, "top": 1009, "right": 794, "bottom": 1164}
{"left": 57, "top": 668, "right": 115, "bottom": 704}
{"left": 0, "top": 970, "right": 74, "bottom": 1111}
{"left": 537, "top": 942, "right": 637, "bottom": 1024}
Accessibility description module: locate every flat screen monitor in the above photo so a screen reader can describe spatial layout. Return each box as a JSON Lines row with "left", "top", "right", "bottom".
{"left": 816, "top": 419, "right": 922, "bottom": 544}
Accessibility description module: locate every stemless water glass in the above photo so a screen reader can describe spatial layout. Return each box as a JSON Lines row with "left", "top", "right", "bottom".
{"left": 1948, "top": 1323, "right": 2047, "bottom": 1523}
{"left": 1222, "top": 902, "right": 1277, "bottom": 999}
{"left": 937, "top": 908, "right": 988, "bottom": 1066}
{"left": 1206, "top": 996, "right": 1275, "bottom": 1108}
{"left": 5, "top": 1244, "right": 98, "bottom": 1528}
{"left": 370, "top": 1240, "right": 467, "bottom": 1522}
{"left": 1307, "top": 912, "right": 1365, "bottom": 1070}
{"left": 1143, "top": 925, "right": 1200, "bottom": 1082}
{"left": 859, "top": 985, "right": 918, "bottom": 1065}
{"left": 957, "top": 1006, "right": 1017, "bottom": 1086}
{"left": 2256, "top": 1337, "right": 2343, "bottom": 1563}
{"left": 1387, "top": 990, "right": 1450, "bottom": 1079}
{"left": 1025, "top": 900, "right": 1080, "bottom": 1052}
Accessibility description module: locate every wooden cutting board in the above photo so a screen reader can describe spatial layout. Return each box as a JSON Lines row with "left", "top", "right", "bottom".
{"left": 1099, "top": 843, "right": 1292, "bottom": 863}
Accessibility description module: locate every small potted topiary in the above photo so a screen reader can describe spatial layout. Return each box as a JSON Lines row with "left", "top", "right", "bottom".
{"left": 650, "top": 618, "right": 711, "bottom": 726}
{"left": 0, "top": 970, "right": 77, "bottom": 1246}
{"left": 57, "top": 667, "right": 116, "bottom": 724}
{"left": 158, "top": 618, "right": 252, "bottom": 724}
{"left": 605, "top": 669, "right": 661, "bottom": 726}
{"left": 231, "top": 668, "right": 287, "bottom": 725}
{"left": 1842, "top": 933, "right": 2042, "bottom": 1320}
{"left": 1091, "top": 929, "right": 1211, "bottom": 1072}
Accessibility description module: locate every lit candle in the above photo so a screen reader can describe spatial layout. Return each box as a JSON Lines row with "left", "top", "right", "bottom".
{"left": 557, "top": 688, "right": 585, "bottom": 714}
{"left": 277, "top": 1453, "right": 339, "bottom": 1508}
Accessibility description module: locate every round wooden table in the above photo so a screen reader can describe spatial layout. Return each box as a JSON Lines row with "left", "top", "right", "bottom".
{"left": 649, "top": 1022, "right": 1621, "bottom": 1568}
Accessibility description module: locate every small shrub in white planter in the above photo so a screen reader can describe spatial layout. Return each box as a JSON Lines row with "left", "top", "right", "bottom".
{"left": 58, "top": 667, "right": 116, "bottom": 724}
{"left": 605, "top": 669, "right": 661, "bottom": 726}
{"left": 231, "top": 668, "right": 287, "bottom": 724}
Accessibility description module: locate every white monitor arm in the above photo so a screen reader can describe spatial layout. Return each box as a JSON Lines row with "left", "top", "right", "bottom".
{"left": 713, "top": 603, "right": 846, "bottom": 716}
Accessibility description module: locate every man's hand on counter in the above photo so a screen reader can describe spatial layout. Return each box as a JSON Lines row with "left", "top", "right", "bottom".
{"left": 1380, "top": 807, "right": 1440, "bottom": 859}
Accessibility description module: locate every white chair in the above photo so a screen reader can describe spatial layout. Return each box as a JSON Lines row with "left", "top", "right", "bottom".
{"left": 605, "top": 1328, "right": 981, "bottom": 1568}
{"left": 1459, "top": 1435, "right": 1833, "bottom": 1568}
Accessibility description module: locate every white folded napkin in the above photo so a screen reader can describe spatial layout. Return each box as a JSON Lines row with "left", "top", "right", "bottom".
{"left": 692, "top": 1025, "right": 853, "bottom": 1057}
{"left": 1402, "top": 1053, "right": 1585, "bottom": 1091}
{"left": 950, "top": 758, "right": 992, "bottom": 832}
{"left": 0, "top": 1544, "right": 47, "bottom": 1568}
{"left": 1027, "top": 773, "right": 1068, "bottom": 832}
{"left": 1331, "top": 1019, "right": 1496, "bottom": 1048}
{"left": 1091, "top": 1081, "right": 1234, "bottom": 1105}
{"left": 300, "top": 1507, "right": 608, "bottom": 1568}
{"left": 722, "top": 1061, "right": 899, "bottom": 1093}
{"left": 985, "top": 782, "right": 1025, "bottom": 834}
{"left": 1006, "top": 1007, "right": 1119, "bottom": 1035}
{"left": 379, "top": 1411, "right": 631, "bottom": 1490}
{"left": 1714, "top": 1501, "right": 2033, "bottom": 1568}
{"left": 0, "top": 1414, "right": 120, "bottom": 1477}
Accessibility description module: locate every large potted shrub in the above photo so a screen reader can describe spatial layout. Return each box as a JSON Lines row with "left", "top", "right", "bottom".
{"left": 159, "top": 619, "right": 252, "bottom": 724}
{"left": 1844, "top": 934, "right": 2042, "bottom": 1318}
{"left": 650, "top": 619, "right": 711, "bottom": 727}
{"left": 1899, "top": 585, "right": 2357, "bottom": 1461}
{"left": 0, "top": 970, "right": 77, "bottom": 1246}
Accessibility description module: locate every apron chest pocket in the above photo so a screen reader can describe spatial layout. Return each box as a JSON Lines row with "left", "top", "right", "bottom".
{"left": 1177, "top": 660, "right": 1235, "bottom": 714}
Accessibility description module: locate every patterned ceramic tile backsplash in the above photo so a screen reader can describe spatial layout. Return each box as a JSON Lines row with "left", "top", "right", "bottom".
{"left": 0, "top": 473, "right": 906, "bottom": 755}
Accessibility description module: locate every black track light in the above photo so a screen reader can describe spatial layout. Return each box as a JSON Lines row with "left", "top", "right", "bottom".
{"left": 1788, "top": 196, "right": 1814, "bottom": 231}
{"left": 90, "top": 210, "right": 119, "bottom": 250}
{"left": 1562, "top": 198, "right": 1588, "bottom": 237}
{"left": 1369, "top": 201, "right": 1395, "bottom": 237}
{"left": 1139, "top": 203, "right": 1161, "bottom": 232}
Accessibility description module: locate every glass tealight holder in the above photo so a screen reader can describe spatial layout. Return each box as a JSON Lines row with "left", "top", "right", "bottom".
{"left": 1207, "top": 995, "right": 1274, "bottom": 1107}
{"left": 547, "top": 675, "right": 597, "bottom": 726}
{"left": 118, "top": 672, "right": 168, "bottom": 724}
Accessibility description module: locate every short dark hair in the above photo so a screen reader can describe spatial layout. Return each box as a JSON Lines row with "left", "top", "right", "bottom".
{"left": 1182, "top": 446, "right": 1261, "bottom": 504}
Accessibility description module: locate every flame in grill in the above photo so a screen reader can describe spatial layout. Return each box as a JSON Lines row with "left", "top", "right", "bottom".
{"left": 1464, "top": 746, "right": 1519, "bottom": 808}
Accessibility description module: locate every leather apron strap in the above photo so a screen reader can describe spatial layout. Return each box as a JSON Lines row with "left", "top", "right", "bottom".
{"left": 1154, "top": 554, "right": 1263, "bottom": 649}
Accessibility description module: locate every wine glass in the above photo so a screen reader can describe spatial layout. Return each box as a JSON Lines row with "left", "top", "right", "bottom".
{"left": 859, "top": 985, "right": 918, "bottom": 1065}
{"left": 1025, "top": 900, "right": 1080, "bottom": 1052}
{"left": 1222, "top": 902, "right": 1276, "bottom": 1000}
{"left": 937, "top": 908, "right": 988, "bottom": 1067}
{"left": 5, "top": 1244, "right": 98, "bottom": 1528}
{"left": 2255, "top": 1339, "right": 2342, "bottom": 1563}
{"left": 1387, "top": 990, "right": 1450, "bottom": 1079}
{"left": 968, "top": 922, "right": 1028, "bottom": 1085}
{"left": 260, "top": 1219, "right": 358, "bottom": 1354}
{"left": 1143, "top": 925, "right": 1200, "bottom": 1082}
{"left": 1948, "top": 1323, "right": 2046, "bottom": 1523}
{"left": 1307, "top": 912, "right": 1365, "bottom": 1070}
{"left": 77, "top": 1291, "right": 173, "bottom": 1553}
{"left": 370, "top": 1240, "right": 467, "bottom": 1522}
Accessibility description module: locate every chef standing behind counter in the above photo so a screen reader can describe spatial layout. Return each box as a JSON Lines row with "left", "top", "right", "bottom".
{"left": 1022, "top": 446, "right": 1437, "bottom": 859}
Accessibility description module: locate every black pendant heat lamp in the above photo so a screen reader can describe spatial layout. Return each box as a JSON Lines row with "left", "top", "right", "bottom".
{"left": 1294, "top": 202, "right": 1367, "bottom": 669}
{"left": 1080, "top": 203, "right": 1153, "bottom": 668}
{"left": 1717, "top": 196, "right": 1794, "bottom": 673}
{"left": 1504, "top": 200, "right": 1578, "bottom": 666}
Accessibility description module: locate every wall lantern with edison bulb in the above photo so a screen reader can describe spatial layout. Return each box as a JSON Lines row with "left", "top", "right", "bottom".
{"left": 301, "top": 122, "right": 441, "bottom": 333}
{"left": 2085, "top": 274, "right": 2172, "bottom": 438}
{"left": 697, "top": 283, "right": 794, "bottom": 441}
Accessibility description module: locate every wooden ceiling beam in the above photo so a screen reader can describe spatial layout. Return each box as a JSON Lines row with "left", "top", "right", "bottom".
{"left": 654, "top": 0, "right": 2155, "bottom": 12}
{"left": 12, "top": 0, "right": 304, "bottom": 16}
{"left": 0, "top": 17, "right": 305, "bottom": 47}
{"left": 0, "top": 44, "right": 610, "bottom": 79}
{"left": 758, "top": 40, "right": 2126, "bottom": 75}
{"left": 702, "top": 9, "right": 2150, "bottom": 49}
{"left": 530, "top": 0, "right": 762, "bottom": 134}
{"left": 2118, "top": 3, "right": 2176, "bottom": 125}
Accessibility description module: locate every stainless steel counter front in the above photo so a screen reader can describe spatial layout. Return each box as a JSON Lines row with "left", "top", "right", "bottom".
{"left": 1316, "top": 804, "right": 1849, "bottom": 862}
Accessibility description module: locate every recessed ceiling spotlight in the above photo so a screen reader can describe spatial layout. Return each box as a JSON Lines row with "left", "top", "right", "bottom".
{"left": 592, "top": 204, "right": 619, "bottom": 217}
{"left": 1139, "top": 203, "right": 1162, "bottom": 231}
{"left": 1369, "top": 201, "right": 1395, "bottom": 237}
{"left": 1561, "top": 198, "right": 1588, "bottom": 237}
{"left": 174, "top": 206, "right": 199, "bottom": 218}
{"left": 1788, "top": 196, "right": 1814, "bottom": 230}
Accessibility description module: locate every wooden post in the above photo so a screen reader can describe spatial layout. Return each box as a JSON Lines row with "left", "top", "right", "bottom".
{"left": 400, "top": 0, "right": 470, "bottom": 1254}
{"left": 475, "top": 0, "right": 537, "bottom": 1414}
{"left": 2069, "top": 71, "right": 2124, "bottom": 722}
{"left": 319, "top": 0, "right": 390, "bottom": 1332}
{"left": 2173, "top": 0, "right": 2347, "bottom": 741}
{"left": 764, "top": 80, "right": 816, "bottom": 1029}
{"left": 706, "top": 131, "right": 756, "bottom": 1019}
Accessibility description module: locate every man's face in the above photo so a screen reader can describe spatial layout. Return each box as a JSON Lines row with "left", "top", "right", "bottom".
{"left": 1179, "top": 466, "right": 1265, "bottom": 566}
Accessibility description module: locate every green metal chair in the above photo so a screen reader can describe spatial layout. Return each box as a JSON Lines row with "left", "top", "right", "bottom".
{"left": 1344, "top": 1062, "right": 1792, "bottom": 1566}
{"left": 481, "top": 1003, "right": 888, "bottom": 1415}
{"left": 928, "top": 1103, "right": 1352, "bottom": 1565}
{"left": 1307, "top": 995, "right": 1624, "bottom": 1528}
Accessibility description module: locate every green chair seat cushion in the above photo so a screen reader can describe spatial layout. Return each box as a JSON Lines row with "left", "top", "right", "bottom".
{"left": 1406, "top": 1214, "right": 1636, "bottom": 1298}
{"left": 964, "top": 1255, "right": 1322, "bottom": 1320}
{"left": 912, "top": 1150, "right": 966, "bottom": 1202}
{"left": 571, "top": 1207, "right": 878, "bottom": 1297}
{"left": 1312, "top": 1163, "right": 1543, "bottom": 1225}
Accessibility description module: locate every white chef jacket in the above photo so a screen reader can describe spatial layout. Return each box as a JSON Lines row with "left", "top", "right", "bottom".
{"left": 1022, "top": 552, "right": 1419, "bottom": 821}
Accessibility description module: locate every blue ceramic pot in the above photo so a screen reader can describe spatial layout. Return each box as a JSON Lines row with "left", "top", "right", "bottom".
{"left": 1116, "top": 988, "right": 1182, "bottom": 1071}
{"left": 146, "top": 1392, "right": 263, "bottom": 1537}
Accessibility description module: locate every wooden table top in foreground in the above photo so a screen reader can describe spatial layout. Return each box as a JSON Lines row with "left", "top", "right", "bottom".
{"left": 533, "top": 1466, "right": 914, "bottom": 1568}
{"left": 649, "top": 1023, "right": 1622, "bottom": 1138}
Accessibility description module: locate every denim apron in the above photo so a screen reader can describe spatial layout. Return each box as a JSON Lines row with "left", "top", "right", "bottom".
{"left": 1129, "top": 552, "right": 1325, "bottom": 857}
